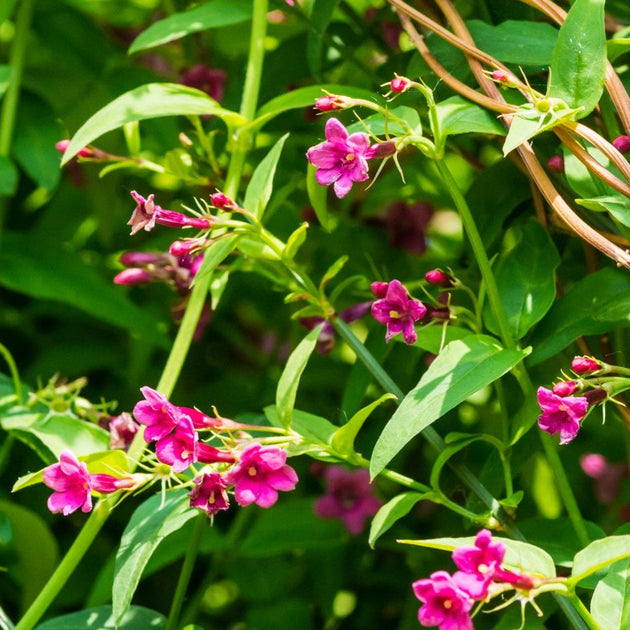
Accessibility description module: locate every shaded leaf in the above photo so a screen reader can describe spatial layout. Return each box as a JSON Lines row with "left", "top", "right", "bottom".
{"left": 0, "top": 155, "right": 18, "bottom": 195}
{"left": 306, "top": 0, "right": 341, "bottom": 78}
{"left": 571, "top": 535, "right": 630, "bottom": 584}
{"left": 368, "top": 492, "right": 432, "bottom": 548}
{"left": 591, "top": 559, "right": 630, "bottom": 629}
{"left": 36, "top": 605, "right": 165, "bottom": 630}
{"left": 436, "top": 96, "right": 505, "bottom": 137}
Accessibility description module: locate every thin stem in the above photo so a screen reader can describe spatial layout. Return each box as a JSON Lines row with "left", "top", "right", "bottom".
{"left": 566, "top": 592, "right": 601, "bottom": 630}
{"left": 0, "top": 603, "right": 15, "bottom": 630}
{"left": 0, "top": 342, "right": 22, "bottom": 406}
{"left": 14, "top": 501, "right": 113, "bottom": 630}
{"left": 165, "top": 513, "right": 206, "bottom": 630}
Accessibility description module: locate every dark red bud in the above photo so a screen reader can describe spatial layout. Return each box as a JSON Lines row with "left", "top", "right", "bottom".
{"left": 612, "top": 135, "right": 630, "bottom": 154}
{"left": 584, "top": 388, "right": 607, "bottom": 406}
{"left": 210, "top": 191, "right": 235, "bottom": 210}
{"left": 369, "top": 141, "right": 396, "bottom": 159}
{"left": 547, "top": 155, "right": 565, "bottom": 174}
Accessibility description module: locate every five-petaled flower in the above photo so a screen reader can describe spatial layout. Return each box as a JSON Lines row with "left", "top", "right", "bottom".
{"left": 412, "top": 570, "right": 474, "bottom": 630}
{"left": 189, "top": 473, "right": 230, "bottom": 516}
{"left": 313, "top": 466, "right": 382, "bottom": 535}
{"left": 306, "top": 118, "right": 393, "bottom": 198}
{"left": 226, "top": 443, "right": 298, "bottom": 508}
{"left": 371, "top": 279, "right": 426, "bottom": 345}
{"left": 536, "top": 386, "right": 589, "bottom": 445}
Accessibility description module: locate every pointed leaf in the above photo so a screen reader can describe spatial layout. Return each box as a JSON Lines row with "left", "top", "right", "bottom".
{"left": 571, "top": 536, "right": 630, "bottom": 584}
{"left": 436, "top": 96, "right": 505, "bottom": 137}
{"left": 61, "top": 83, "right": 245, "bottom": 164}
{"left": 591, "top": 558, "right": 630, "bottom": 629}
{"left": 36, "top": 605, "right": 166, "bottom": 630}
{"left": 275, "top": 326, "right": 323, "bottom": 429}
{"left": 306, "top": 0, "right": 341, "bottom": 78}
{"left": 113, "top": 491, "right": 197, "bottom": 625}
{"left": 193, "top": 233, "right": 242, "bottom": 285}
{"left": 548, "top": 0, "right": 606, "bottom": 116}
{"left": 576, "top": 195, "right": 630, "bottom": 228}
{"left": 128, "top": 0, "right": 252, "bottom": 54}
{"left": 264, "top": 406, "right": 337, "bottom": 445}
{"left": 306, "top": 162, "right": 332, "bottom": 232}
{"left": 243, "top": 133, "right": 288, "bottom": 220}
{"left": 368, "top": 492, "right": 432, "bottom": 548}
{"left": 370, "top": 335, "right": 528, "bottom": 479}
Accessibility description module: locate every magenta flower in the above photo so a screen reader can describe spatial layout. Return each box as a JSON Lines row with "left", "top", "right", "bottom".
{"left": 313, "top": 466, "right": 382, "bottom": 535}
{"left": 536, "top": 386, "right": 589, "bottom": 445}
{"left": 412, "top": 571, "right": 474, "bottom": 630}
{"left": 226, "top": 443, "right": 298, "bottom": 508}
{"left": 133, "top": 387, "right": 179, "bottom": 442}
{"left": 155, "top": 416, "right": 198, "bottom": 473}
{"left": 128, "top": 191, "right": 161, "bottom": 235}
{"left": 581, "top": 454, "right": 629, "bottom": 504}
{"left": 306, "top": 118, "right": 385, "bottom": 198}
{"left": 189, "top": 473, "right": 230, "bottom": 516}
{"left": 108, "top": 412, "right": 139, "bottom": 451}
{"left": 43, "top": 450, "right": 94, "bottom": 515}
{"left": 452, "top": 529, "right": 505, "bottom": 598}
{"left": 371, "top": 279, "right": 426, "bottom": 344}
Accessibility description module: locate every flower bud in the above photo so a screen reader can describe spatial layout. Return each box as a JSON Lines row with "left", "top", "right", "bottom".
{"left": 425, "top": 269, "right": 454, "bottom": 288}
{"left": 390, "top": 76, "right": 410, "bottom": 93}
{"left": 571, "top": 356, "right": 600, "bottom": 374}
{"left": 315, "top": 95, "right": 345, "bottom": 111}
{"left": 155, "top": 210, "right": 212, "bottom": 230}
{"left": 491, "top": 70, "right": 509, "bottom": 83}
{"left": 56, "top": 140, "right": 93, "bottom": 158}
{"left": 368, "top": 141, "right": 396, "bottom": 159}
{"left": 210, "top": 191, "right": 235, "bottom": 210}
{"left": 552, "top": 381, "right": 577, "bottom": 397}
{"left": 113, "top": 268, "right": 154, "bottom": 285}
{"left": 370, "top": 281, "right": 389, "bottom": 299}
{"left": 169, "top": 237, "right": 208, "bottom": 257}
{"left": 585, "top": 387, "right": 607, "bottom": 406}
{"left": 612, "top": 135, "right": 630, "bottom": 154}
{"left": 547, "top": 155, "right": 565, "bottom": 174}
{"left": 119, "top": 252, "right": 164, "bottom": 267}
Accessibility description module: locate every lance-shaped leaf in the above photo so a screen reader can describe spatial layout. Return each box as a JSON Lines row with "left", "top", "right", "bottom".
{"left": 571, "top": 536, "right": 630, "bottom": 584}
{"left": 370, "top": 335, "right": 528, "bottom": 479}
{"left": 590, "top": 558, "right": 630, "bottom": 630}
{"left": 61, "top": 83, "right": 246, "bottom": 164}
{"left": 113, "top": 491, "right": 198, "bottom": 625}
{"left": 548, "top": 0, "right": 606, "bottom": 117}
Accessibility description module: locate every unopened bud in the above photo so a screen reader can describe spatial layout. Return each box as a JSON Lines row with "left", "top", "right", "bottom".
{"left": 584, "top": 387, "right": 607, "bottom": 406}
{"left": 315, "top": 95, "right": 345, "bottom": 111}
{"left": 370, "top": 281, "right": 389, "bottom": 299}
{"left": 210, "top": 191, "right": 235, "bottom": 210}
{"left": 491, "top": 70, "right": 509, "bottom": 83}
{"left": 571, "top": 356, "right": 600, "bottom": 374}
{"left": 390, "top": 76, "right": 410, "bottom": 93}
{"left": 612, "top": 135, "right": 630, "bottom": 154}
{"left": 169, "top": 238, "right": 208, "bottom": 257}
{"left": 155, "top": 210, "right": 212, "bottom": 230}
{"left": 368, "top": 141, "right": 396, "bottom": 159}
{"left": 547, "top": 155, "right": 565, "bottom": 174}
{"left": 425, "top": 269, "right": 454, "bottom": 288}
{"left": 56, "top": 140, "right": 93, "bottom": 158}
{"left": 113, "top": 268, "right": 154, "bottom": 285}
{"left": 119, "top": 252, "right": 164, "bottom": 267}
{"left": 552, "top": 381, "right": 577, "bottom": 397}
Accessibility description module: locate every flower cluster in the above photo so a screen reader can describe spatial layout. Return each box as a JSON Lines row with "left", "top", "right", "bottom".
{"left": 133, "top": 387, "right": 298, "bottom": 515}
{"left": 43, "top": 450, "right": 143, "bottom": 516}
{"left": 412, "top": 530, "right": 535, "bottom": 630}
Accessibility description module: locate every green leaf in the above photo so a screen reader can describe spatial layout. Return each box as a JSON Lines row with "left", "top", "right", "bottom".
{"left": 528, "top": 268, "right": 630, "bottom": 365}
{"left": 400, "top": 536, "right": 556, "bottom": 578}
{"left": 436, "top": 96, "right": 505, "bottom": 137}
{"left": 0, "top": 65, "right": 12, "bottom": 100}
{"left": 243, "top": 133, "right": 289, "bottom": 220}
{"left": 502, "top": 110, "right": 543, "bottom": 156}
{"left": 0, "top": 155, "right": 18, "bottom": 195}
{"left": 192, "top": 233, "right": 242, "bottom": 285}
{"left": 576, "top": 195, "right": 630, "bottom": 228}
{"left": 548, "top": 0, "right": 606, "bottom": 116}
{"left": 330, "top": 393, "right": 396, "bottom": 459}
{"left": 113, "top": 491, "right": 198, "bottom": 626}
{"left": 571, "top": 536, "right": 630, "bottom": 584}
{"left": 484, "top": 221, "right": 560, "bottom": 339}
{"left": 347, "top": 106, "right": 422, "bottom": 137}
{"left": 128, "top": 0, "right": 252, "bottom": 54}
{"left": 61, "top": 83, "right": 246, "bottom": 164}
{"left": 370, "top": 335, "right": 528, "bottom": 479}
{"left": 2, "top": 412, "right": 110, "bottom": 463}
{"left": 414, "top": 325, "right": 472, "bottom": 354}
{"left": 275, "top": 325, "right": 323, "bottom": 429}
{"left": 608, "top": 38, "right": 630, "bottom": 62}
{"left": 239, "top": 498, "right": 344, "bottom": 557}
{"left": 0, "top": 499, "right": 59, "bottom": 611}
{"left": 283, "top": 222, "right": 309, "bottom": 262}
{"left": 0, "top": 233, "right": 169, "bottom": 347}
{"left": 264, "top": 406, "right": 337, "bottom": 446}
{"left": 253, "top": 84, "right": 375, "bottom": 130}
{"left": 306, "top": 0, "right": 341, "bottom": 78}
{"left": 35, "top": 605, "right": 166, "bottom": 630}
{"left": 591, "top": 559, "right": 630, "bottom": 629}
{"left": 467, "top": 20, "right": 558, "bottom": 66}
{"left": 368, "top": 492, "right": 432, "bottom": 548}
{"left": 306, "top": 163, "right": 332, "bottom": 232}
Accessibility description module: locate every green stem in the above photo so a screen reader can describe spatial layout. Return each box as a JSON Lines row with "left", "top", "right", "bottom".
{"left": 14, "top": 501, "right": 112, "bottom": 630}
{"left": 566, "top": 593, "right": 601, "bottom": 630}
{"left": 0, "top": 342, "right": 22, "bottom": 406}
{"left": 354, "top": 455, "right": 430, "bottom": 493}
{"left": 165, "top": 513, "right": 206, "bottom": 630}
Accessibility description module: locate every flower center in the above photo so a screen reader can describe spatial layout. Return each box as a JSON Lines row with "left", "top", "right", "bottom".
{"left": 558, "top": 404, "right": 567, "bottom": 412}
{"left": 208, "top": 492, "right": 216, "bottom": 505}
{"left": 345, "top": 153, "right": 355, "bottom": 162}
{"left": 181, "top": 450, "right": 190, "bottom": 459}
{"left": 248, "top": 466, "right": 257, "bottom": 477}
{"left": 443, "top": 600, "right": 452, "bottom": 610}
{"left": 478, "top": 563, "right": 489, "bottom": 574}
{"left": 389, "top": 310, "right": 401, "bottom": 319}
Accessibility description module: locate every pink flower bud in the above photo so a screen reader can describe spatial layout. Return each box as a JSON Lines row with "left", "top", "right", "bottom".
{"left": 425, "top": 269, "right": 454, "bottom": 288}
{"left": 56, "top": 140, "right": 93, "bottom": 158}
{"left": 612, "top": 135, "right": 630, "bottom": 154}
{"left": 491, "top": 70, "right": 509, "bottom": 83}
{"left": 370, "top": 281, "right": 389, "bottom": 299}
{"left": 169, "top": 238, "right": 208, "bottom": 257}
{"left": 119, "top": 252, "right": 164, "bottom": 267}
{"left": 315, "top": 95, "right": 344, "bottom": 111}
{"left": 571, "top": 356, "right": 600, "bottom": 374}
{"left": 113, "top": 268, "right": 154, "bottom": 285}
{"left": 367, "top": 141, "right": 397, "bottom": 159}
{"left": 210, "top": 191, "right": 235, "bottom": 210}
{"left": 547, "top": 155, "right": 565, "bottom": 174}
{"left": 155, "top": 210, "right": 212, "bottom": 230}
{"left": 390, "top": 77, "right": 410, "bottom": 93}
{"left": 552, "top": 381, "right": 577, "bottom": 397}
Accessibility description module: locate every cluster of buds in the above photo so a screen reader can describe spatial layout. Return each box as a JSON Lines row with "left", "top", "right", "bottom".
{"left": 134, "top": 388, "right": 298, "bottom": 514}
{"left": 537, "top": 356, "right": 608, "bottom": 444}
{"left": 413, "top": 530, "right": 536, "bottom": 630}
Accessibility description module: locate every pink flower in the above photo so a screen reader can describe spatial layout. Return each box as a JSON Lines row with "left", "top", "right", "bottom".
{"left": 133, "top": 387, "right": 179, "bottom": 442}
{"left": 581, "top": 454, "right": 629, "bottom": 504}
{"left": 226, "top": 444, "right": 298, "bottom": 508}
{"left": 189, "top": 473, "right": 230, "bottom": 516}
{"left": 313, "top": 466, "right": 382, "bottom": 535}
{"left": 536, "top": 386, "right": 589, "bottom": 445}
{"left": 371, "top": 279, "right": 426, "bottom": 344}
{"left": 155, "top": 416, "right": 198, "bottom": 473}
{"left": 43, "top": 450, "right": 94, "bottom": 515}
{"left": 128, "top": 191, "right": 161, "bottom": 235}
{"left": 108, "top": 412, "right": 139, "bottom": 451}
{"left": 451, "top": 529, "right": 505, "bottom": 598}
{"left": 306, "top": 118, "right": 384, "bottom": 198}
{"left": 412, "top": 571, "right": 474, "bottom": 630}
